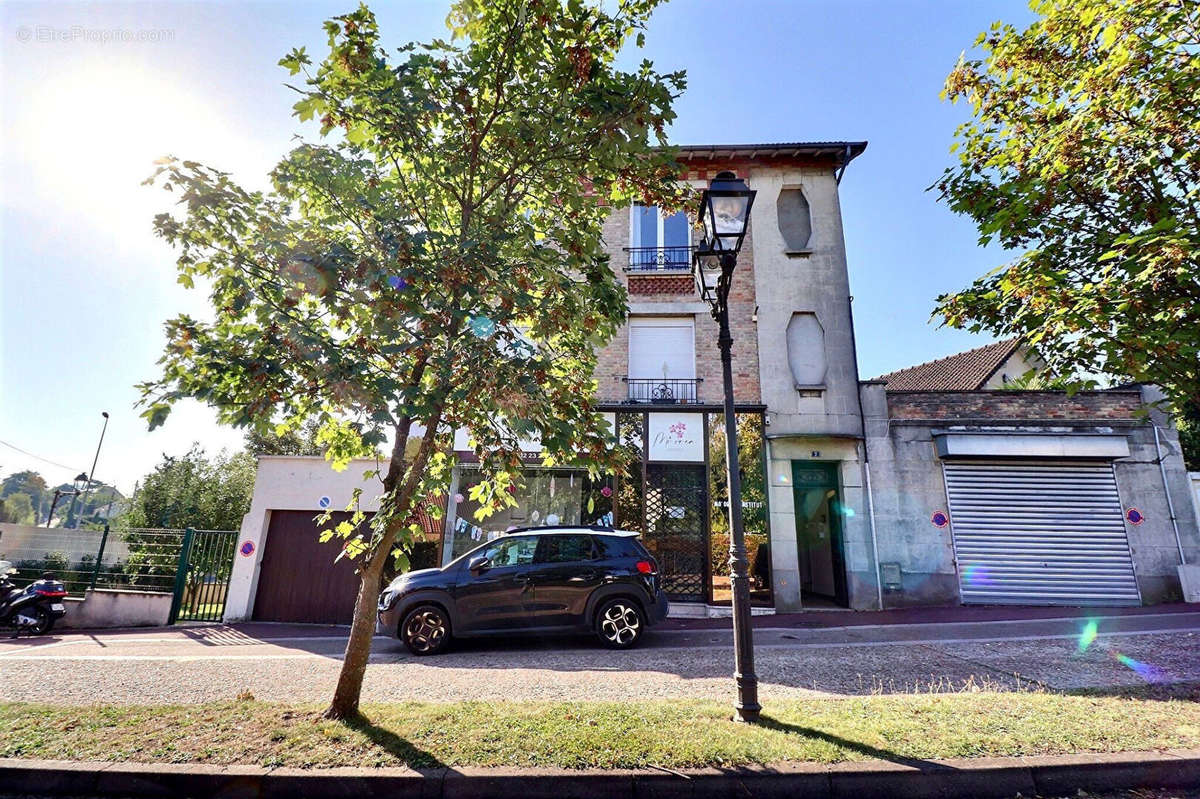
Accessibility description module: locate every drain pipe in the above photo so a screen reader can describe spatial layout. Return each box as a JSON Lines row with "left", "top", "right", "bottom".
{"left": 863, "top": 447, "right": 884, "bottom": 610}
{"left": 845, "top": 293, "right": 884, "bottom": 609}
{"left": 1152, "top": 424, "right": 1187, "bottom": 565}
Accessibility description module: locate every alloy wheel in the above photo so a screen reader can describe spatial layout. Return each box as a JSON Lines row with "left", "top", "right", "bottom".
{"left": 404, "top": 608, "right": 446, "bottom": 654}
{"left": 600, "top": 602, "right": 641, "bottom": 645}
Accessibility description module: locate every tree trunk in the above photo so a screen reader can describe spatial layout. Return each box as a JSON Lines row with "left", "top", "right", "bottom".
{"left": 323, "top": 400, "right": 444, "bottom": 720}
{"left": 324, "top": 553, "right": 387, "bottom": 720}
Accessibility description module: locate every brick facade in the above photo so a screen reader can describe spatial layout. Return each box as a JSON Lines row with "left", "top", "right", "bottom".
{"left": 593, "top": 203, "right": 761, "bottom": 406}
{"left": 628, "top": 275, "right": 694, "bottom": 295}
{"left": 885, "top": 390, "right": 1144, "bottom": 421}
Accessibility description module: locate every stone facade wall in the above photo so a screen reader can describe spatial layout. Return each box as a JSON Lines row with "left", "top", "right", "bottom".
{"left": 886, "top": 390, "right": 1143, "bottom": 421}
{"left": 861, "top": 382, "right": 1200, "bottom": 608}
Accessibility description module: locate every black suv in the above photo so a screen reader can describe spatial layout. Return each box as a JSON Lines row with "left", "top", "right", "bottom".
{"left": 378, "top": 527, "right": 668, "bottom": 655}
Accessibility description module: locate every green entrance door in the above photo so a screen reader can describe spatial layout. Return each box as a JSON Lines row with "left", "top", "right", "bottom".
{"left": 791, "top": 462, "right": 848, "bottom": 607}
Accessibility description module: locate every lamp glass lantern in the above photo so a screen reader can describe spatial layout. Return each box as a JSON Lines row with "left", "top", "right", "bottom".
{"left": 73, "top": 473, "right": 89, "bottom": 493}
{"left": 693, "top": 172, "right": 755, "bottom": 303}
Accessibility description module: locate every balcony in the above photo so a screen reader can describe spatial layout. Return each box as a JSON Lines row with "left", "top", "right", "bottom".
{"left": 624, "top": 246, "right": 694, "bottom": 273}
{"left": 623, "top": 377, "right": 702, "bottom": 404}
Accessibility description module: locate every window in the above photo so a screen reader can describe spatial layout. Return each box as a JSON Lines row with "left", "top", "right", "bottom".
{"left": 631, "top": 204, "right": 690, "bottom": 250}
{"left": 594, "top": 535, "right": 646, "bottom": 559}
{"left": 627, "top": 316, "right": 697, "bottom": 402}
{"left": 629, "top": 204, "right": 691, "bottom": 271}
{"left": 537, "top": 535, "right": 595, "bottom": 564}
{"left": 481, "top": 536, "right": 538, "bottom": 567}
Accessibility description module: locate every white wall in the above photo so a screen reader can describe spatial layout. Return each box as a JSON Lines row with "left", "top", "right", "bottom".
{"left": 224, "top": 456, "right": 386, "bottom": 622}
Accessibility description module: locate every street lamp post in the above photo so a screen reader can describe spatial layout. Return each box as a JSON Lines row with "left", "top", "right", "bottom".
{"left": 46, "top": 473, "right": 90, "bottom": 528}
{"left": 68, "top": 411, "right": 109, "bottom": 529}
{"left": 693, "top": 171, "right": 760, "bottom": 723}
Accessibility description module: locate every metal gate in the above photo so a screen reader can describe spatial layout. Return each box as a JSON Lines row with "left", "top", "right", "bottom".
{"left": 942, "top": 461, "right": 1140, "bottom": 606}
{"left": 168, "top": 528, "right": 239, "bottom": 623}
{"left": 643, "top": 464, "right": 708, "bottom": 601}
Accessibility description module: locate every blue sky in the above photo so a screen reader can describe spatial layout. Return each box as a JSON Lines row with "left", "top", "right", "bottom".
{"left": 0, "top": 0, "right": 1034, "bottom": 493}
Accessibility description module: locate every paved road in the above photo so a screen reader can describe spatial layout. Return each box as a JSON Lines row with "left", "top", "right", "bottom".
{"left": 0, "top": 612, "right": 1196, "bottom": 705}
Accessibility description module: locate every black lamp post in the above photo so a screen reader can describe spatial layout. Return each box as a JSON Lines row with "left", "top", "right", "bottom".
{"left": 693, "top": 171, "right": 759, "bottom": 723}
{"left": 67, "top": 411, "right": 109, "bottom": 529}
{"left": 46, "top": 473, "right": 90, "bottom": 528}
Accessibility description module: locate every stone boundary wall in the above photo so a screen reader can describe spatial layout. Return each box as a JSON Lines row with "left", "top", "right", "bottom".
{"left": 885, "top": 390, "right": 1144, "bottom": 421}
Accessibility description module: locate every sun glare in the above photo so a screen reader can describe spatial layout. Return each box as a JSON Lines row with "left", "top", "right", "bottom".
{"left": 12, "top": 66, "right": 246, "bottom": 230}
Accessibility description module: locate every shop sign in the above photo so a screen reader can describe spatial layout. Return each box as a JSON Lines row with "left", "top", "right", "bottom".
{"left": 648, "top": 413, "right": 703, "bottom": 462}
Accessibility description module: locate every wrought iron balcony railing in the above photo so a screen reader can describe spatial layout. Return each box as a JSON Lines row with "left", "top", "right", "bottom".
{"left": 624, "top": 246, "right": 694, "bottom": 273}
{"left": 623, "top": 377, "right": 702, "bottom": 404}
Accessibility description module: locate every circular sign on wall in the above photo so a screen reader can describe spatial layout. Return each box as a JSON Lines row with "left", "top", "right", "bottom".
{"left": 931, "top": 510, "right": 950, "bottom": 528}
{"left": 318, "top": 495, "right": 331, "bottom": 509}
{"left": 239, "top": 540, "right": 255, "bottom": 558}
{"left": 1126, "top": 507, "right": 1145, "bottom": 525}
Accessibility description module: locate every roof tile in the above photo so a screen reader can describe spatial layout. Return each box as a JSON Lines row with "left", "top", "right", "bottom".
{"left": 874, "top": 339, "right": 1022, "bottom": 391}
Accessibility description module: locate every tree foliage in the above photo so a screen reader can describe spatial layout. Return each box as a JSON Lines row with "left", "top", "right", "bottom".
{"left": 244, "top": 417, "right": 327, "bottom": 456}
{"left": 935, "top": 0, "right": 1200, "bottom": 408}
{"left": 140, "top": 0, "right": 685, "bottom": 718}
{"left": 0, "top": 492, "right": 35, "bottom": 524}
{"left": 1, "top": 471, "right": 48, "bottom": 522}
{"left": 117, "top": 445, "right": 256, "bottom": 532}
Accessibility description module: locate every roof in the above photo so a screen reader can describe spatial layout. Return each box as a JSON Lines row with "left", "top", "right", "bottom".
{"left": 674, "top": 141, "right": 868, "bottom": 166}
{"left": 874, "top": 338, "right": 1023, "bottom": 391}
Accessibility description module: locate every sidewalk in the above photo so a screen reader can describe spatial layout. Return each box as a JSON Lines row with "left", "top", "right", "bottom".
{"left": 658, "top": 601, "right": 1200, "bottom": 631}
{"left": 1, "top": 749, "right": 1197, "bottom": 799}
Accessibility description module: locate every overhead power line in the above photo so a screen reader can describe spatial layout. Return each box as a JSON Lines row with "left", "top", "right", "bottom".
{"left": 0, "top": 439, "right": 78, "bottom": 472}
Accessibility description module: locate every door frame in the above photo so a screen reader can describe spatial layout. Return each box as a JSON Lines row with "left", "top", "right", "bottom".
{"left": 790, "top": 461, "right": 849, "bottom": 607}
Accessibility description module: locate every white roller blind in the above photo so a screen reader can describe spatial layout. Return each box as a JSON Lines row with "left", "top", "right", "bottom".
{"left": 628, "top": 317, "right": 695, "bottom": 380}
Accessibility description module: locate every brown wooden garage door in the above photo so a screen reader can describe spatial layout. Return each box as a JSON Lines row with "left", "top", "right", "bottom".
{"left": 252, "top": 511, "right": 369, "bottom": 624}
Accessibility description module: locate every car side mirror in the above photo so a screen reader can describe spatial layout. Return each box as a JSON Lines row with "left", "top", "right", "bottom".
{"left": 468, "top": 556, "right": 491, "bottom": 575}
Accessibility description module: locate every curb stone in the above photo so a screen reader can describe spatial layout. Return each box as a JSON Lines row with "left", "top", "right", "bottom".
{"left": 0, "top": 750, "right": 1196, "bottom": 798}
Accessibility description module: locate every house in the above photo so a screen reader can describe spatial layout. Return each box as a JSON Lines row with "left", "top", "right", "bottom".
{"left": 874, "top": 338, "right": 1042, "bottom": 391}
{"left": 223, "top": 138, "right": 1199, "bottom": 624}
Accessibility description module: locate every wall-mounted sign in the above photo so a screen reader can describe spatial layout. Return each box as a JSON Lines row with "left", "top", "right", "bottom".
{"left": 1126, "top": 507, "right": 1145, "bottom": 525}
{"left": 648, "top": 413, "right": 703, "bottom": 462}
{"left": 239, "top": 540, "right": 255, "bottom": 558}
{"left": 318, "top": 496, "right": 331, "bottom": 509}
{"left": 931, "top": 510, "right": 949, "bottom": 528}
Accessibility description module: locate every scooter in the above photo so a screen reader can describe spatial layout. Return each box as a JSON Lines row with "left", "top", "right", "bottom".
{"left": 0, "top": 560, "right": 67, "bottom": 636}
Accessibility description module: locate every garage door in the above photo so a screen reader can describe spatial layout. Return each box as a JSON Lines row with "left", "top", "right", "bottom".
{"left": 942, "top": 461, "right": 1140, "bottom": 606}
{"left": 252, "top": 511, "right": 367, "bottom": 624}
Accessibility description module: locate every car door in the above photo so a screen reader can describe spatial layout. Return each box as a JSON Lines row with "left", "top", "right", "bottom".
{"left": 453, "top": 535, "right": 539, "bottom": 634}
{"left": 524, "top": 534, "right": 603, "bottom": 629}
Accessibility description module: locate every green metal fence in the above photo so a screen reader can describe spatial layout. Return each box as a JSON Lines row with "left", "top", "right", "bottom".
{"left": 0, "top": 524, "right": 237, "bottom": 624}
{"left": 168, "top": 528, "right": 239, "bottom": 623}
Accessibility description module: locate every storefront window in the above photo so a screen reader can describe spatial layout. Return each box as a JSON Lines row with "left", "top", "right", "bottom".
{"left": 708, "top": 413, "right": 771, "bottom": 606}
{"left": 447, "top": 468, "right": 613, "bottom": 560}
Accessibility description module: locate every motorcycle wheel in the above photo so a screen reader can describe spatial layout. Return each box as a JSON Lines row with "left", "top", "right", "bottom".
{"left": 27, "top": 606, "right": 53, "bottom": 636}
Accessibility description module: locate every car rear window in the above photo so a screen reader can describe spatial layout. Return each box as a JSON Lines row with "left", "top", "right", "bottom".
{"left": 594, "top": 535, "right": 646, "bottom": 559}
{"left": 536, "top": 535, "right": 595, "bottom": 564}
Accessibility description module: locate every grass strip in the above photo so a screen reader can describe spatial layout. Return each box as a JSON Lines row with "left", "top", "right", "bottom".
{"left": 1, "top": 692, "right": 1198, "bottom": 770}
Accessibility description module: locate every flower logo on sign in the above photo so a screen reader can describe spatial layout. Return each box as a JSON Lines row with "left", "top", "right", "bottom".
{"left": 669, "top": 422, "right": 687, "bottom": 439}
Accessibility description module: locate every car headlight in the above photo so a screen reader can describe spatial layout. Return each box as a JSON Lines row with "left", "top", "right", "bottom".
{"left": 379, "top": 589, "right": 396, "bottom": 609}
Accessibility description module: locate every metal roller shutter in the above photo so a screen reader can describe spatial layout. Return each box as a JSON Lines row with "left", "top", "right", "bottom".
{"left": 943, "top": 461, "right": 1140, "bottom": 606}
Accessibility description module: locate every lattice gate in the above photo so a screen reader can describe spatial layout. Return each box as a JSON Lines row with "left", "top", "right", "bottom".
{"left": 643, "top": 464, "right": 708, "bottom": 601}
